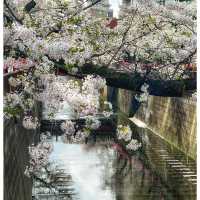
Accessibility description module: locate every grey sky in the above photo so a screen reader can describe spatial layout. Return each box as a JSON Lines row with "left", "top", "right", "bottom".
{"left": 109, "top": 0, "right": 122, "bottom": 17}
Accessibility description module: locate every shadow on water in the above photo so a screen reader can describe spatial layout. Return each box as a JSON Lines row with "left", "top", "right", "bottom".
{"left": 32, "top": 134, "right": 170, "bottom": 200}
{"left": 32, "top": 115, "right": 196, "bottom": 200}
{"left": 5, "top": 113, "right": 196, "bottom": 200}
{"left": 4, "top": 76, "right": 196, "bottom": 200}
{"left": 32, "top": 86, "right": 196, "bottom": 200}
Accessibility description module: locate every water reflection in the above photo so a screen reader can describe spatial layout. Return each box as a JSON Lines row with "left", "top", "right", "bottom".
{"left": 43, "top": 100, "right": 75, "bottom": 120}
{"left": 49, "top": 137, "right": 116, "bottom": 200}
{"left": 32, "top": 135, "right": 176, "bottom": 200}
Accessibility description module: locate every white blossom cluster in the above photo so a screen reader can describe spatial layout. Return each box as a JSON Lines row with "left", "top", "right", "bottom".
{"left": 37, "top": 73, "right": 56, "bottom": 88}
{"left": 23, "top": 79, "right": 36, "bottom": 94}
{"left": 103, "top": 101, "right": 113, "bottom": 118}
{"left": 22, "top": 116, "right": 39, "bottom": 130}
{"left": 36, "top": 75, "right": 108, "bottom": 118}
{"left": 4, "top": 81, "right": 36, "bottom": 118}
{"left": 4, "top": 57, "right": 35, "bottom": 73}
{"left": 4, "top": 92, "right": 22, "bottom": 119}
{"left": 61, "top": 120, "right": 75, "bottom": 136}
{"left": 34, "top": 57, "right": 55, "bottom": 77}
{"left": 135, "top": 83, "right": 149, "bottom": 103}
{"left": 24, "top": 133, "right": 53, "bottom": 177}
{"left": 61, "top": 128, "right": 89, "bottom": 144}
{"left": 85, "top": 116, "right": 101, "bottom": 130}
{"left": 4, "top": 92, "right": 21, "bottom": 107}
{"left": 67, "top": 93, "right": 100, "bottom": 117}
{"left": 71, "top": 67, "right": 79, "bottom": 74}
{"left": 71, "top": 130, "right": 88, "bottom": 144}
{"left": 102, "top": 111, "right": 113, "bottom": 118}
{"left": 21, "top": 98, "right": 35, "bottom": 111}
{"left": 117, "top": 125, "right": 142, "bottom": 151}
{"left": 82, "top": 75, "right": 106, "bottom": 95}
{"left": 4, "top": 0, "right": 196, "bottom": 80}
{"left": 4, "top": 0, "right": 194, "bottom": 180}
{"left": 117, "top": 125, "right": 132, "bottom": 142}
{"left": 44, "top": 40, "right": 70, "bottom": 61}
{"left": 126, "top": 139, "right": 142, "bottom": 151}
{"left": 13, "top": 24, "right": 36, "bottom": 46}
{"left": 61, "top": 117, "right": 101, "bottom": 144}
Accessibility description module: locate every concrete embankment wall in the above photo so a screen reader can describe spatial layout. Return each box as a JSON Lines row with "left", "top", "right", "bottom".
{"left": 4, "top": 117, "right": 37, "bottom": 200}
{"left": 135, "top": 95, "right": 196, "bottom": 159}
{"left": 4, "top": 74, "right": 42, "bottom": 200}
{"left": 108, "top": 87, "right": 196, "bottom": 159}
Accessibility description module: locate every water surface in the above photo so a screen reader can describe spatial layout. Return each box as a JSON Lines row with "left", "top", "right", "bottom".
{"left": 32, "top": 131, "right": 196, "bottom": 200}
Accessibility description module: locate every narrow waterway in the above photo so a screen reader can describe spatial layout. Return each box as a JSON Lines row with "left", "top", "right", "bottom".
{"left": 32, "top": 134, "right": 172, "bottom": 200}
{"left": 4, "top": 76, "right": 196, "bottom": 200}
{"left": 32, "top": 126, "right": 196, "bottom": 200}
{"left": 32, "top": 76, "right": 196, "bottom": 200}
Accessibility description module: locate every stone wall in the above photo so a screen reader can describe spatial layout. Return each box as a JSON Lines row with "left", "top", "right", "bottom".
{"left": 4, "top": 73, "right": 42, "bottom": 200}
{"left": 108, "top": 87, "right": 196, "bottom": 159}
{"left": 4, "top": 119, "right": 35, "bottom": 200}
{"left": 136, "top": 95, "right": 196, "bottom": 159}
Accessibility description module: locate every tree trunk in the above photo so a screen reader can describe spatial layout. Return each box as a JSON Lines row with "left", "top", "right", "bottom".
{"left": 56, "top": 64, "right": 196, "bottom": 97}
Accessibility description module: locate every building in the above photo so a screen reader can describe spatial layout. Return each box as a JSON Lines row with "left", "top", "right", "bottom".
{"left": 108, "top": 8, "right": 114, "bottom": 18}
{"left": 88, "top": 0, "right": 110, "bottom": 18}
{"left": 120, "top": 0, "right": 191, "bottom": 7}
{"left": 119, "top": 0, "right": 193, "bottom": 17}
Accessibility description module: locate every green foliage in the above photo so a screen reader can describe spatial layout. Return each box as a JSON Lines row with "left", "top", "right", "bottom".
{"left": 147, "top": 15, "right": 156, "bottom": 25}
{"left": 4, "top": 106, "right": 23, "bottom": 117}
{"left": 67, "top": 16, "right": 82, "bottom": 25}
{"left": 181, "top": 31, "right": 192, "bottom": 37}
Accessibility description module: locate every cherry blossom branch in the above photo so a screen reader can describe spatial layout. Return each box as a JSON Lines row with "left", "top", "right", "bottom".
{"left": 4, "top": 0, "right": 23, "bottom": 24}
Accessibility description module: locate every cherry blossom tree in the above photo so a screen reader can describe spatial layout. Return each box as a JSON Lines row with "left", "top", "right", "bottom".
{"left": 4, "top": 0, "right": 196, "bottom": 79}
{"left": 3, "top": 0, "right": 196, "bottom": 177}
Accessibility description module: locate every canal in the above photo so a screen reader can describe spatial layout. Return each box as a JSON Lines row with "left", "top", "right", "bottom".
{"left": 4, "top": 76, "right": 196, "bottom": 200}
